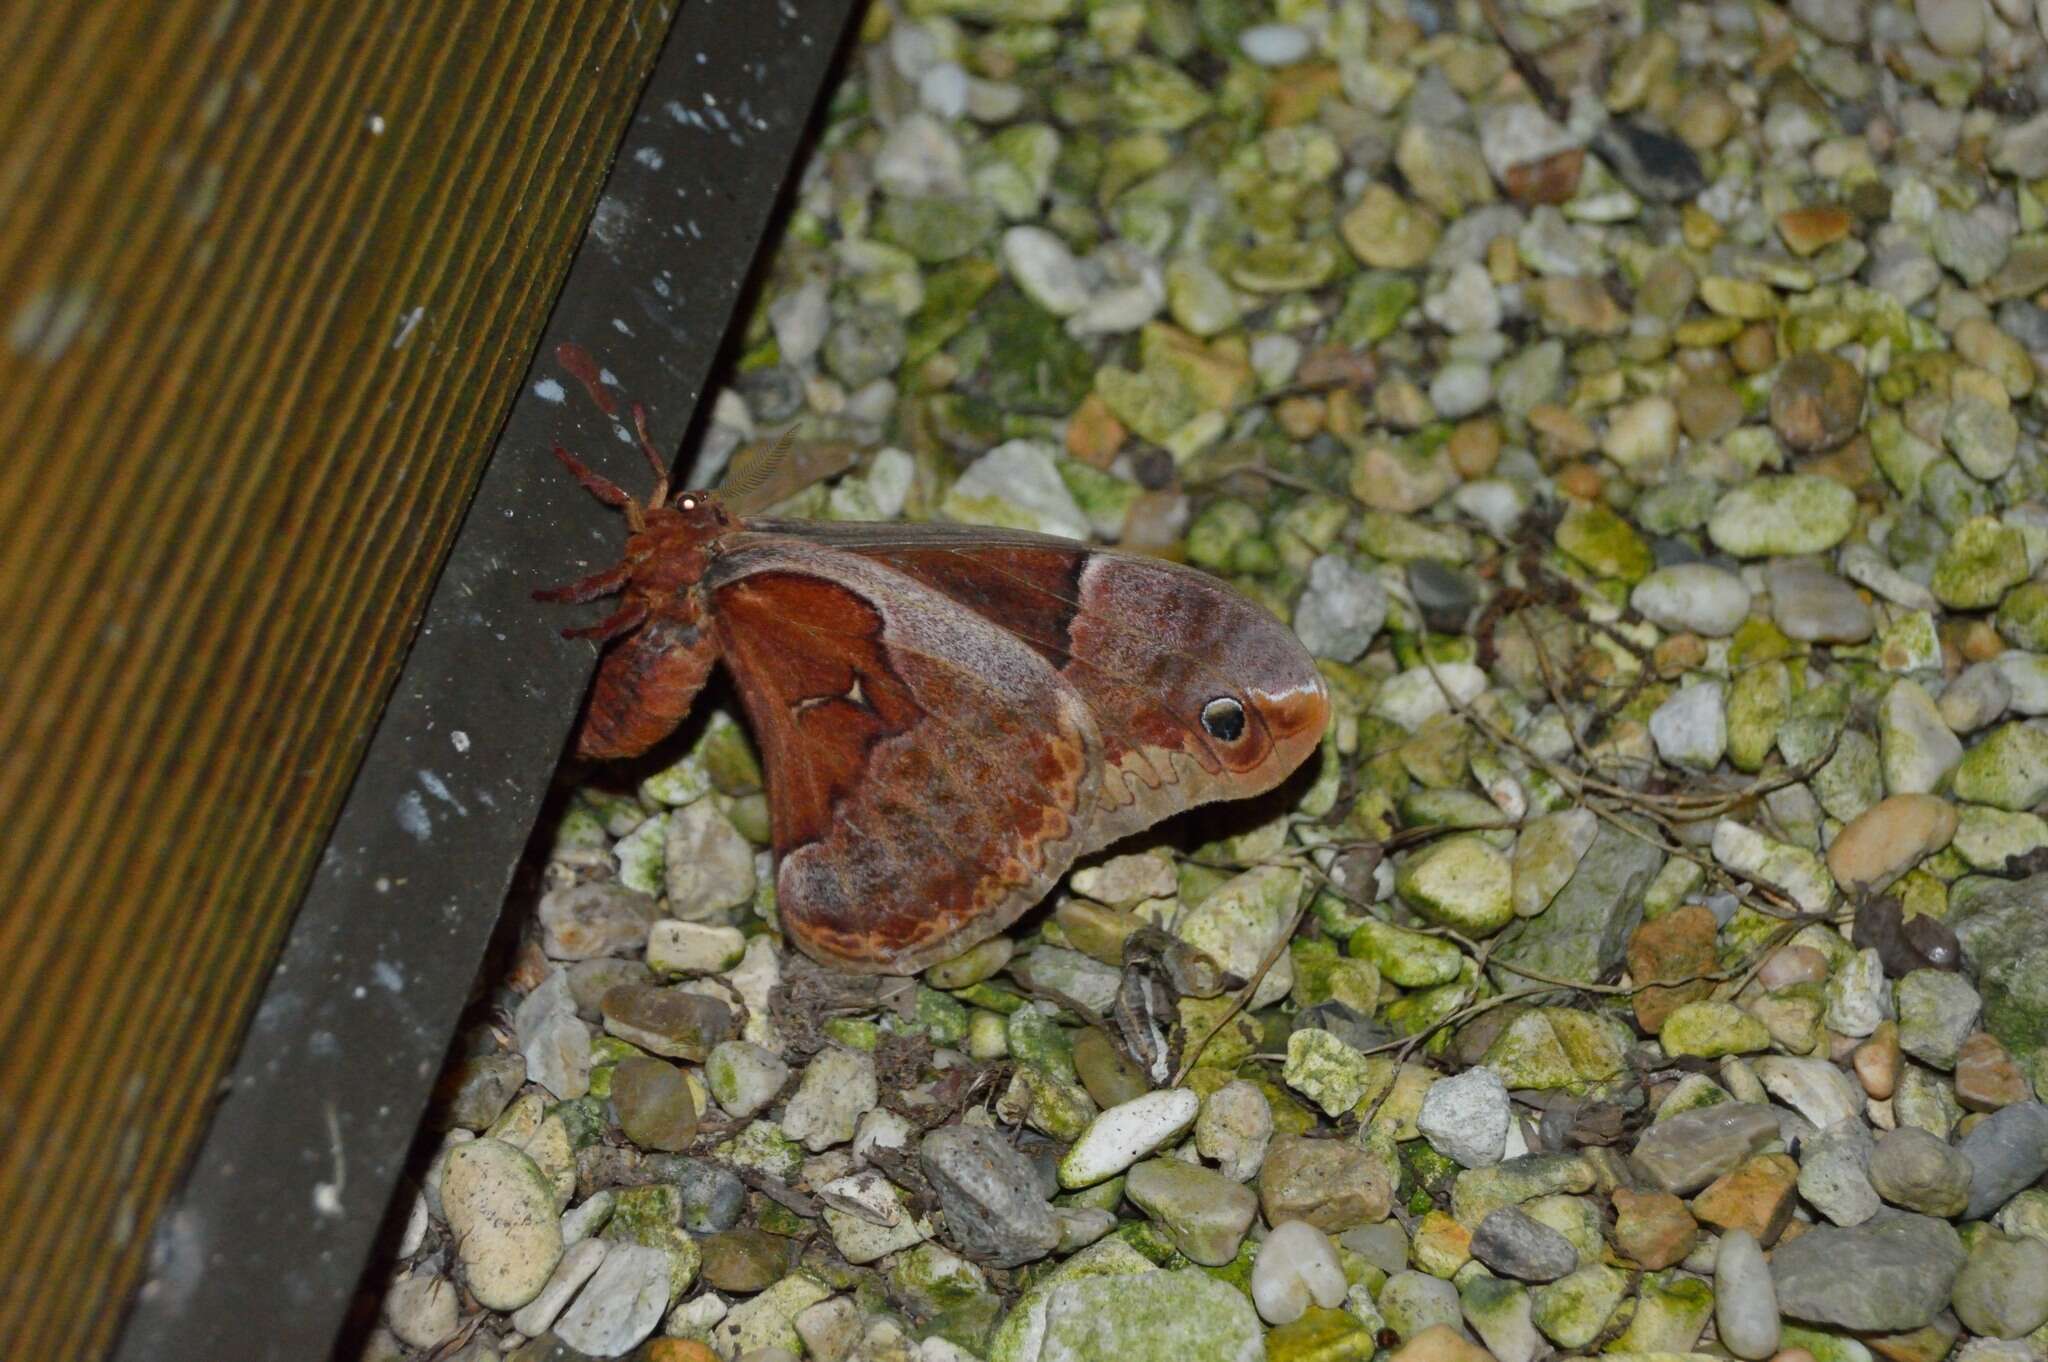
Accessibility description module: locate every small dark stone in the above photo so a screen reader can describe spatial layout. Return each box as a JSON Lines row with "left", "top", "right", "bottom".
{"left": 1293, "top": 1004, "right": 1397, "bottom": 1054}
{"left": 699, "top": 1228, "right": 793, "bottom": 1293}
{"left": 610, "top": 1056, "right": 699, "bottom": 1153}
{"left": 1471, "top": 1206, "right": 1579, "bottom": 1282}
{"left": 432, "top": 1053, "right": 526, "bottom": 1131}
{"left": 640, "top": 1153, "right": 748, "bottom": 1232}
{"left": 822, "top": 304, "right": 907, "bottom": 387}
{"left": 1407, "top": 560, "right": 1479, "bottom": 633}
{"left": 1073, "top": 1027, "right": 1150, "bottom": 1110}
{"left": 732, "top": 363, "right": 806, "bottom": 425}
{"left": 1592, "top": 120, "right": 1706, "bottom": 204}
{"left": 1651, "top": 537, "right": 1704, "bottom": 568}
{"left": 568, "top": 958, "right": 654, "bottom": 1019}
{"left": 1853, "top": 898, "right": 1957, "bottom": 977}
{"left": 600, "top": 984, "right": 735, "bottom": 1061}
{"left": 919, "top": 1125, "right": 1061, "bottom": 1268}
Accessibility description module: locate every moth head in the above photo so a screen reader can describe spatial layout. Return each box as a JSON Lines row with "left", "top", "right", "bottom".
{"left": 536, "top": 403, "right": 728, "bottom": 640}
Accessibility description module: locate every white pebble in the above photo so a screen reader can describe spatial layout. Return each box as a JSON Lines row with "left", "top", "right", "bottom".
{"left": 1237, "top": 22, "right": 1314, "bottom": 65}
{"left": 1631, "top": 563, "right": 1752, "bottom": 637}
{"left": 1057, "top": 1088, "right": 1200, "bottom": 1188}
{"left": 1252, "top": 1221, "right": 1351, "bottom": 1325}
{"left": 918, "top": 62, "right": 971, "bottom": 118}
{"left": 1715, "top": 1228, "right": 1781, "bottom": 1359}
{"left": 1417, "top": 1067, "right": 1511, "bottom": 1168}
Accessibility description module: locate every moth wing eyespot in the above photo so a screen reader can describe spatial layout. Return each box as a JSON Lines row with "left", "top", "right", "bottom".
{"left": 1200, "top": 696, "right": 1247, "bottom": 742}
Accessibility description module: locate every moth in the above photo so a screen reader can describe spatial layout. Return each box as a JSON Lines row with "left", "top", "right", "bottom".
{"left": 540, "top": 407, "right": 1330, "bottom": 974}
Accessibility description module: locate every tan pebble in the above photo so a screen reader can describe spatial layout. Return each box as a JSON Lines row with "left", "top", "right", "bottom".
{"left": 1612, "top": 1186, "right": 1699, "bottom": 1269}
{"left": 1654, "top": 634, "right": 1708, "bottom": 676}
{"left": 1274, "top": 395, "right": 1326, "bottom": 440}
{"left": 1066, "top": 393, "right": 1127, "bottom": 466}
{"left": 1447, "top": 417, "right": 1503, "bottom": 479}
{"left": 1691, "top": 1153, "right": 1800, "bottom": 1245}
{"left": 1770, "top": 351, "right": 1865, "bottom": 452}
{"left": 1731, "top": 323, "right": 1778, "bottom": 374}
{"left": 1486, "top": 234, "right": 1521, "bottom": 284}
{"left": 1955, "top": 1031, "right": 2033, "bottom": 1111}
{"left": 1854, "top": 1020, "right": 1901, "bottom": 1100}
{"left": 1772, "top": 1348, "right": 1818, "bottom": 1362}
{"left": 1756, "top": 945, "right": 1831, "bottom": 990}
{"left": 1390, "top": 1323, "right": 1497, "bottom": 1362}
{"left": 1528, "top": 403, "right": 1598, "bottom": 459}
{"left": 1960, "top": 620, "right": 2005, "bottom": 662}
{"left": 1777, "top": 206, "right": 1852, "bottom": 257}
{"left": 1556, "top": 462, "right": 1604, "bottom": 501}
{"left": 1825, "top": 794, "right": 1959, "bottom": 896}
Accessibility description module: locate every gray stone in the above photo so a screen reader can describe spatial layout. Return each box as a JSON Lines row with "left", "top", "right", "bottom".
{"left": 1952, "top": 1230, "right": 2048, "bottom": 1339}
{"left": 1769, "top": 1210, "right": 1966, "bottom": 1331}
{"left": 1715, "top": 1228, "right": 1780, "bottom": 1360}
{"left": 1958, "top": 1102, "right": 2048, "bottom": 1219}
{"left": 1897, "top": 970, "right": 1984, "bottom": 1069}
{"left": 1650, "top": 682, "right": 1727, "bottom": 770}
{"left": 1868, "top": 1126, "right": 1973, "bottom": 1217}
{"left": 1125, "top": 1158, "right": 1260, "bottom": 1266}
{"left": 1418, "top": 1067, "right": 1511, "bottom": 1168}
{"left": 1769, "top": 559, "right": 1874, "bottom": 643}
{"left": 1796, "top": 1119, "right": 1882, "bottom": 1226}
{"left": 552, "top": 1242, "right": 674, "bottom": 1358}
{"left": 920, "top": 1124, "right": 1061, "bottom": 1268}
{"left": 1950, "top": 875, "right": 2048, "bottom": 1064}
{"left": 1293, "top": 554, "right": 1388, "bottom": 663}
{"left": 1379, "top": 1270, "right": 1465, "bottom": 1340}
{"left": 1471, "top": 1207, "right": 1578, "bottom": 1283}
{"left": 1630, "top": 1102, "right": 1781, "bottom": 1194}
{"left": 539, "top": 882, "right": 660, "bottom": 960}
{"left": 1491, "top": 819, "right": 1662, "bottom": 992}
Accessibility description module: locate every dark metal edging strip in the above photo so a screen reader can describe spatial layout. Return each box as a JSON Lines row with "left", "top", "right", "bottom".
{"left": 112, "top": 2, "right": 861, "bottom": 1357}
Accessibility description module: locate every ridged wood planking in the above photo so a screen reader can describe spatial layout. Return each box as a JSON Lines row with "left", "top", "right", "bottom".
{"left": 0, "top": 2, "right": 673, "bottom": 1355}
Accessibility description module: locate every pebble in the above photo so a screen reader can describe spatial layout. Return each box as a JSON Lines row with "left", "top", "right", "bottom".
{"left": 1798, "top": 1118, "right": 1883, "bottom": 1226}
{"left": 1715, "top": 1229, "right": 1781, "bottom": 1360}
{"left": 1958, "top": 1102, "right": 2048, "bottom": 1218}
{"left": 1294, "top": 553, "right": 1389, "bottom": 662}
{"left": 1708, "top": 476, "right": 1858, "bottom": 557}
{"left": 440, "top": 1138, "right": 563, "bottom": 1311}
{"left": 1769, "top": 352, "right": 1865, "bottom": 452}
{"left": 1955, "top": 1032, "right": 2032, "bottom": 1110}
{"left": 1826, "top": 795, "right": 1958, "bottom": 896}
{"left": 1767, "top": 559, "right": 1873, "bottom": 644}
{"left": 1952, "top": 1231, "right": 2048, "bottom": 1338}
{"left": 1057, "top": 1087, "right": 1199, "bottom": 1187}
{"left": 1769, "top": 1211, "right": 1966, "bottom": 1331}
{"left": 539, "top": 882, "right": 661, "bottom": 960}
{"left": 508, "top": 1237, "right": 608, "bottom": 1338}
{"left": 1867, "top": 1126, "right": 1974, "bottom": 1217}
{"left": 1250, "top": 1220, "right": 1349, "bottom": 1324}
{"left": 1470, "top": 1206, "right": 1577, "bottom": 1282}
{"left": 1195, "top": 1080, "right": 1273, "bottom": 1183}
{"left": 553, "top": 1242, "right": 676, "bottom": 1358}
{"left": 1125, "top": 1157, "right": 1260, "bottom": 1266}
{"left": 1756, "top": 1055, "right": 1866, "bottom": 1127}
{"left": 601, "top": 985, "right": 735, "bottom": 1061}
{"left": 1258, "top": 1133, "right": 1394, "bottom": 1232}
{"left": 1417, "top": 1067, "right": 1510, "bottom": 1168}
{"left": 780, "top": 1047, "right": 878, "bottom": 1153}
{"left": 382, "top": 1267, "right": 460, "bottom": 1350}
{"left": 1610, "top": 1187, "right": 1698, "bottom": 1269}
{"left": 1630, "top": 1103, "right": 1781, "bottom": 1194}
{"left": 1650, "top": 682, "right": 1727, "bottom": 770}
{"left": 611, "top": 1056, "right": 699, "bottom": 1153}
{"left": 1897, "top": 970, "right": 1984, "bottom": 1069}
{"left": 706, "top": 1040, "right": 791, "bottom": 1119}
{"left": 1631, "top": 563, "right": 1752, "bottom": 637}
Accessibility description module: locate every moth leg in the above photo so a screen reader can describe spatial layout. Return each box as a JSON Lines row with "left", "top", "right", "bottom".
{"left": 576, "top": 614, "right": 719, "bottom": 760}
{"left": 561, "top": 596, "right": 648, "bottom": 642}
{"left": 535, "top": 560, "right": 633, "bottom": 604}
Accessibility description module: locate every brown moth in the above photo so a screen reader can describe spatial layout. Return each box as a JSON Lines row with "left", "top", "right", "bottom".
{"left": 541, "top": 409, "right": 1330, "bottom": 973}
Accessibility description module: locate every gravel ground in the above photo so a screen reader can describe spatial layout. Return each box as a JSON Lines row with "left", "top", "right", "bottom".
{"left": 363, "top": 1, "right": 2048, "bottom": 1359}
